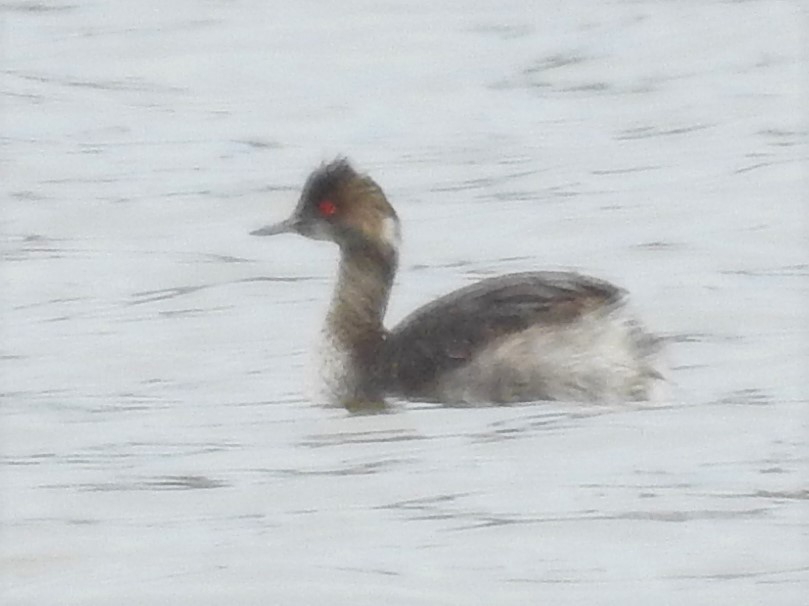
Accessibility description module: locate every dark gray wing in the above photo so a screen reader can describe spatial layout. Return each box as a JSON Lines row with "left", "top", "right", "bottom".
{"left": 380, "top": 271, "right": 625, "bottom": 396}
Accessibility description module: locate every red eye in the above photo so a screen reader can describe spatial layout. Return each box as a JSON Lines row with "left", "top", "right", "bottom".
{"left": 318, "top": 199, "right": 337, "bottom": 217}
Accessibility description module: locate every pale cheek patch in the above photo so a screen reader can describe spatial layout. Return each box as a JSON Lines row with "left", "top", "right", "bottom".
{"left": 380, "top": 216, "right": 401, "bottom": 249}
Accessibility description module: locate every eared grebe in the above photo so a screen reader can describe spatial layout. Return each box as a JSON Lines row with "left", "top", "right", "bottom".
{"left": 252, "top": 159, "right": 662, "bottom": 410}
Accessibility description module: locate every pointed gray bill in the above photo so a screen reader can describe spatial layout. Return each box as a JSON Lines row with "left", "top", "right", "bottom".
{"left": 250, "top": 217, "right": 298, "bottom": 237}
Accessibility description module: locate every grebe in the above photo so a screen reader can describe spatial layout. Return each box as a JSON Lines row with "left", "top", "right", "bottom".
{"left": 252, "top": 159, "right": 662, "bottom": 410}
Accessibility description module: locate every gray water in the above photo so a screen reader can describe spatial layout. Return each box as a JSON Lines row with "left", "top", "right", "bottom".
{"left": 2, "top": 1, "right": 807, "bottom": 604}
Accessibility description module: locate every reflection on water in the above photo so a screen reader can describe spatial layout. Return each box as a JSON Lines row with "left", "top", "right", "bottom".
{"left": 2, "top": 0, "right": 807, "bottom": 604}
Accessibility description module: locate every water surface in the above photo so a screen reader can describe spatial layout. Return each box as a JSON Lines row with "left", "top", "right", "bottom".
{"left": 2, "top": 1, "right": 807, "bottom": 604}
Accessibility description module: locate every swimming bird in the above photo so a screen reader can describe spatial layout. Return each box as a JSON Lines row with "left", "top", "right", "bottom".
{"left": 252, "top": 158, "right": 662, "bottom": 410}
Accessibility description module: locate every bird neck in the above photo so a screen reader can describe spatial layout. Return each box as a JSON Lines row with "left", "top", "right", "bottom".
{"left": 323, "top": 240, "right": 398, "bottom": 411}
